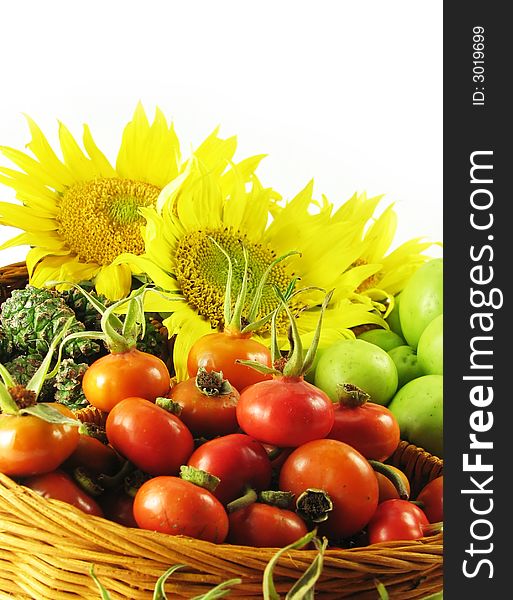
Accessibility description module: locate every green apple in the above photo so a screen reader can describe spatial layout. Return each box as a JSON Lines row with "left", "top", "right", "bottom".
{"left": 314, "top": 338, "right": 398, "bottom": 406}
{"left": 399, "top": 258, "right": 443, "bottom": 348}
{"left": 386, "top": 293, "right": 404, "bottom": 338}
{"left": 304, "top": 345, "right": 327, "bottom": 384}
{"left": 417, "top": 314, "right": 443, "bottom": 375}
{"left": 357, "top": 328, "right": 405, "bottom": 352}
{"left": 388, "top": 345, "right": 424, "bottom": 388}
{"left": 388, "top": 374, "right": 443, "bottom": 458}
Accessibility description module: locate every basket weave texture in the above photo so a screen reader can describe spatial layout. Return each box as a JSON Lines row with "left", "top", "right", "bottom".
{"left": 0, "top": 263, "right": 443, "bottom": 599}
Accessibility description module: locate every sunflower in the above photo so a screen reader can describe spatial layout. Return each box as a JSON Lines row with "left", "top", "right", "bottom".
{"left": 116, "top": 156, "right": 387, "bottom": 380}
{"left": 0, "top": 104, "right": 263, "bottom": 300}
{"left": 316, "top": 191, "right": 440, "bottom": 316}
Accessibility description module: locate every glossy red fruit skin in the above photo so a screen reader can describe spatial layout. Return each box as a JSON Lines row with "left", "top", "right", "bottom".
{"left": 63, "top": 434, "right": 120, "bottom": 476}
{"left": 279, "top": 439, "right": 379, "bottom": 539}
{"left": 22, "top": 470, "right": 104, "bottom": 517}
{"left": 367, "top": 499, "right": 430, "bottom": 544}
{"left": 169, "top": 376, "right": 240, "bottom": 437}
{"left": 236, "top": 376, "right": 335, "bottom": 447}
{"left": 187, "top": 330, "right": 273, "bottom": 392}
{"left": 416, "top": 475, "right": 443, "bottom": 523}
{"left": 106, "top": 397, "right": 194, "bottom": 476}
{"left": 82, "top": 348, "right": 171, "bottom": 412}
{"left": 133, "top": 476, "right": 229, "bottom": 543}
{"left": 327, "top": 401, "right": 400, "bottom": 462}
{"left": 187, "top": 433, "right": 272, "bottom": 505}
{"left": 100, "top": 490, "right": 138, "bottom": 528}
{"left": 0, "top": 404, "right": 80, "bottom": 477}
{"left": 227, "top": 503, "right": 309, "bottom": 547}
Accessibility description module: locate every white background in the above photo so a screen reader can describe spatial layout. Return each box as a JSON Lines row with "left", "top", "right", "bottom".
{"left": 0, "top": 0, "right": 443, "bottom": 267}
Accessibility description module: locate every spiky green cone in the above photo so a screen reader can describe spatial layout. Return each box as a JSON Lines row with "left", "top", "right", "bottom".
{"left": 61, "top": 285, "right": 108, "bottom": 331}
{"left": 62, "top": 288, "right": 168, "bottom": 361}
{"left": 137, "top": 316, "right": 169, "bottom": 362}
{"left": 0, "top": 328, "right": 13, "bottom": 363}
{"left": 3, "top": 354, "right": 55, "bottom": 403}
{"left": 53, "top": 358, "right": 90, "bottom": 410}
{"left": 0, "top": 286, "right": 100, "bottom": 359}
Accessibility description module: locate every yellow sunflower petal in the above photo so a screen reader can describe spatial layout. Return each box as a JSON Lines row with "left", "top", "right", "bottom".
{"left": 0, "top": 231, "right": 32, "bottom": 251}
{"left": 363, "top": 204, "right": 398, "bottom": 263}
{"left": 297, "top": 300, "right": 386, "bottom": 333}
{"left": 58, "top": 121, "right": 101, "bottom": 181}
{"left": 332, "top": 192, "right": 384, "bottom": 230}
{"left": 23, "top": 114, "right": 74, "bottom": 186}
{"left": 222, "top": 173, "right": 271, "bottom": 239}
{"left": 94, "top": 263, "right": 133, "bottom": 301}
{"left": 143, "top": 290, "right": 185, "bottom": 313}
{"left": 0, "top": 231, "right": 67, "bottom": 255}
{"left": 0, "top": 169, "right": 58, "bottom": 215}
{"left": 330, "top": 263, "right": 383, "bottom": 302}
{"left": 163, "top": 304, "right": 214, "bottom": 381}
{"left": 175, "top": 161, "right": 223, "bottom": 231}
{"left": 116, "top": 102, "right": 150, "bottom": 179}
{"left": 0, "top": 146, "right": 67, "bottom": 192}
{"left": 298, "top": 326, "right": 355, "bottom": 351}
{"left": 139, "top": 206, "right": 177, "bottom": 273}
{"left": 0, "top": 202, "right": 57, "bottom": 231}
{"left": 220, "top": 154, "right": 266, "bottom": 196}
{"left": 192, "top": 127, "right": 237, "bottom": 173}
{"left": 82, "top": 124, "right": 117, "bottom": 178}
{"left": 287, "top": 223, "right": 365, "bottom": 289}
{"left": 115, "top": 254, "right": 181, "bottom": 292}
{"left": 29, "top": 255, "right": 98, "bottom": 289}
{"left": 116, "top": 103, "right": 180, "bottom": 187}
{"left": 144, "top": 107, "right": 181, "bottom": 186}
{"left": 26, "top": 246, "right": 70, "bottom": 278}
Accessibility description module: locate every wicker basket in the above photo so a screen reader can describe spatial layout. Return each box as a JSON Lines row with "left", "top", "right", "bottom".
{"left": 0, "top": 263, "right": 443, "bottom": 599}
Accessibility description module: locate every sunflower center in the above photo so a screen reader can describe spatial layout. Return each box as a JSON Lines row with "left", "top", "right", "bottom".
{"left": 175, "top": 228, "right": 295, "bottom": 331}
{"left": 57, "top": 178, "right": 160, "bottom": 265}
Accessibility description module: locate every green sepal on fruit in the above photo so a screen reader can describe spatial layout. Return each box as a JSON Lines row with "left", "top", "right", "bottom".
{"left": 314, "top": 338, "right": 398, "bottom": 406}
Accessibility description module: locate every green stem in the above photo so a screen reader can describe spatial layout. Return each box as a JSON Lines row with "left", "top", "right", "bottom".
{"left": 259, "top": 490, "right": 295, "bottom": 509}
{"left": 301, "top": 290, "right": 334, "bottom": 376}
{"left": 369, "top": 460, "right": 410, "bottom": 500}
{"left": 246, "top": 250, "right": 301, "bottom": 324}
{"left": 336, "top": 383, "right": 370, "bottom": 407}
{"left": 262, "top": 529, "right": 318, "bottom": 600}
{"left": 0, "top": 383, "right": 19, "bottom": 414}
{"left": 422, "top": 521, "right": 443, "bottom": 536}
{"left": 155, "top": 397, "right": 183, "bottom": 416}
{"left": 26, "top": 316, "right": 75, "bottom": 395}
{"left": 97, "top": 460, "right": 134, "bottom": 490}
{"left": 0, "top": 363, "right": 16, "bottom": 389}
{"left": 208, "top": 236, "right": 234, "bottom": 326}
{"left": 179, "top": 465, "right": 220, "bottom": 493}
{"left": 229, "top": 245, "right": 249, "bottom": 332}
{"left": 226, "top": 487, "right": 258, "bottom": 513}
{"left": 73, "top": 467, "right": 104, "bottom": 497}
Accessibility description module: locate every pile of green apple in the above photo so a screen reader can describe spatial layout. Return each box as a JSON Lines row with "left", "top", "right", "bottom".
{"left": 308, "top": 258, "right": 443, "bottom": 458}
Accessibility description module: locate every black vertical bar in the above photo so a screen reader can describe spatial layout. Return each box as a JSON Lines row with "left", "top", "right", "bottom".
{"left": 444, "top": 4, "right": 508, "bottom": 597}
